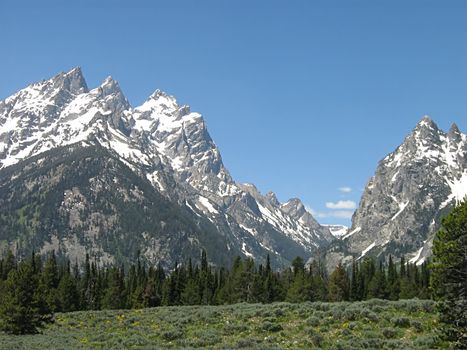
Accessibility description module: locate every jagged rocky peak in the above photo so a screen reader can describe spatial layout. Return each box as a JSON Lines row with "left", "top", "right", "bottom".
{"left": 265, "top": 191, "right": 280, "bottom": 206}
{"left": 41, "top": 66, "right": 89, "bottom": 99}
{"left": 416, "top": 115, "right": 437, "bottom": 129}
{"left": 137, "top": 89, "right": 180, "bottom": 114}
{"left": 2, "top": 66, "right": 88, "bottom": 111}
{"left": 100, "top": 76, "right": 121, "bottom": 95}
{"left": 239, "top": 183, "right": 262, "bottom": 198}
{"left": 55, "top": 66, "right": 89, "bottom": 95}
{"left": 448, "top": 123, "right": 462, "bottom": 142}
{"left": 325, "top": 116, "right": 466, "bottom": 271}
{"left": 281, "top": 198, "right": 305, "bottom": 215}
{"left": 410, "top": 115, "right": 441, "bottom": 143}
{"left": 96, "top": 75, "right": 131, "bottom": 113}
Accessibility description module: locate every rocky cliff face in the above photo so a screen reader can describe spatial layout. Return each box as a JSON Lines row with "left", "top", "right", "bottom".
{"left": 326, "top": 117, "right": 466, "bottom": 269}
{"left": 0, "top": 68, "right": 333, "bottom": 267}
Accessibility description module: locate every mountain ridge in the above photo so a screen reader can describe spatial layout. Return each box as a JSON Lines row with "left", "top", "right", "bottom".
{"left": 0, "top": 68, "right": 333, "bottom": 267}
{"left": 325, "top": 116, "right": 466, "bottom": 270}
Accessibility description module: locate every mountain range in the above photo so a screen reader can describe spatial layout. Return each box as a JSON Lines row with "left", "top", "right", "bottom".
{"left": 0, "top": 68, "right": 465, "bottom": 269}
{"left": 0, "top": 68, "right": 333, "bottom": 268}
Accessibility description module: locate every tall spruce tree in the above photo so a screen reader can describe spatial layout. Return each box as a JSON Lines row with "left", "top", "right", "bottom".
{"left": 0, "top": 256, "right": 52, "bottom": 334}
{"left": 40, "top": 251, "right": 60, "bottom": 312}
{"left": 57, "top": 261, "right": 80, "bottom": 312}
{"left": 328, "top": 263, "right": 350, "bottom": 301}
{"left": 431, "top": 199, "right": 467, "bottom": 348}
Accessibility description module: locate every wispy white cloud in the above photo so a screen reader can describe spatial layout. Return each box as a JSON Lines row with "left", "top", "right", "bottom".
{"left": 307, "top": 207, "right": 354, "bottom": 220}
{"left": 307, "top": 207, "right": 327, "bottom": 218}
{"left": 338, "top": 186, "right": 352, "bottom": 193}
{"left": 325, "top": 200, "right": 357, "bottom": 209}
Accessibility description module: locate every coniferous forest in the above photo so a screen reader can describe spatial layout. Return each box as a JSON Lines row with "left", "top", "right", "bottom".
{"left": 0, "top": 249, "right": 431, "bottom": 333}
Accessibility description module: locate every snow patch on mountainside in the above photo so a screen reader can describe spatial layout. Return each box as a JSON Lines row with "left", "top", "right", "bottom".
{"left": 323, "top": 225, "right": 348, "bottom": 238}
{"left": 391, "top": 200, "right": 409, "bottom": 221}
{"left": 343, "top": 226, "right": 361, "bottom": 240}
{"left": 445, "top": 171, "right": 467, "bottom": 203}
{"left": 359, "top": 242, "right": 376, "bottom": 259}
{"left": 198, "top": 196, "right": 218, "bottom": 214}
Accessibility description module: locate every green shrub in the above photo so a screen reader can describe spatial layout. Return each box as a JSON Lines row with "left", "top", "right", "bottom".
{"left": 223, "top": 322, "right": 248, "bottom": 335}
{"left": 310, "top": 332, "right": 324, "bottom": 347}
{"left": 307, "top": 316, "right": 320, "bottom": 327}
{"left": 189, "top": 329, "right": 222, "bottom": 347}
{"left": 273, "top": 308, "right": 285, "bottom": 317}
{"left": 391, "top": 317, "right": 411, "bottom": 328}
{"left": 410, "top": 320, "right": 423, "bottom": 332}
{"left": 261, "top": 321, "right": 282, "bottom": 332}
{"left": 235, "top": 337, "right": 257, "bottom": 348}
{"left": 413, "top": 334, "right": 440, "bottom": 348}
{"left": 382, "top": 327, "right": 397, "bottom": 339}
{"left": 161, "top": 327, "right": 184, "bottom": 341}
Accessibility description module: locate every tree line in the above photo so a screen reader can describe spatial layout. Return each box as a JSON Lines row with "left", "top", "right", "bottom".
{"left": 0, "top": 248, "right": 431, "bottom": 334}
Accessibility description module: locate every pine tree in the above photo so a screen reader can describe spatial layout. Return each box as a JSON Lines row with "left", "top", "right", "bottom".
{"left": 1, "top": 250, "right": 16, "bottom": 280}
{"left": 349, "top": 259, "right": 359, "bottom": 301}
{"left": 431, "top": 199, "right": 467, "bottom": 347}
{"left": 0, "top": 258, "right": 51, "bottom": 334}
{"left": 181, "top": 277, "right": 200, "bottom": 305}
{"left": 57, "top": 261, "right": 80, "bottom": 312}
{"left": 328, "top": 263, "right": 350, "bottom": 301}
{"left": 102, "top": 266, "right": 126, "bottom": 309}
{"left": 387, "top": 255, "right": 400, "bottom": 300}
{"left": 418, "top": 261, "right": 431, "bottom": 299}
{"left": 367, "top": 260, "right": 387, "bottom": 299}
{"left": 291, "top": 256, "right": 305, "bottom": 275}
{"left": 309, "top": 260, "right": 328, "bottom": 301}
{"left": 40, "top": 251, "right": 60, "bottom": 312}
{"left": 286, "top": 270, "right": 311, "bottom": 303}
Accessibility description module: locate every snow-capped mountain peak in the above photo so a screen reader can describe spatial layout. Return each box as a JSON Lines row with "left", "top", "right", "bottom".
{"left": 0, "top": 69, "right": 334, "bottom": 267}
{"left": 326, "top": 116, "right": 466, "bottom": 270}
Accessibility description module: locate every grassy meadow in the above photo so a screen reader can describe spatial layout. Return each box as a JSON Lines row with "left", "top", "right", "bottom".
{"left": 0, "top": 299, "right": 449, "bottom": 349}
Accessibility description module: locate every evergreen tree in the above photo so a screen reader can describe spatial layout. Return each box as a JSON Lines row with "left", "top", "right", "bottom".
{"left": 40, "top": 251, "right": 60, "bottom": 312}
{"left": 0, "top": 258, "right": 51, "bottom": 334}
{"left": 286, "top": 270, "right": 311, "bottom": 303}
{"left": 291, "top": 256, "right": 305, "bottom": 275}
{"left": 367, "top": 260, "right": 387, "bottom": 299}
{"left": 431, "top": 199, "right": 467, "bottom": 347}
{"left": 1, "top": 250, "right": 16, "bottom": 280}
{"left": 349, "top": 259, "right": 359, "bottom": 301}
{"left": 387, "top": 255, "right": 400, "bottom": 300}
{"left": 309, "top": 260, "right": 328, "bottom": 301}
{"left": 418, "top": 261, "right": 431, "bottom": 299}
{"left": 328, "top": 263, "right": 349, "bottom": 301}
{"left": 102, "top": 266, "right": 126, "bottom": 309}
{"left": 57, "top": 261, "right": 80, "bottom": 312}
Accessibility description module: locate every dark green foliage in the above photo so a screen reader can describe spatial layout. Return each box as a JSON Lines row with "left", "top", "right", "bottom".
{"left": 431, "top": 198, "right": 467, "bottom": 348}
{"left": 102, "top": 266, "right": 125, "bottom": 309}
{"left": 391, "top": 316, "right": 411, "bottom": 328}
{"left": 0, "top": 255, "right": 52, "bottom": 334}
{"left": 41, "top": 251, "right": 59, "bottom": 312}
{"left": 0, "top": 249, "right": 438, "bottom": 336}
{"left": 328, "top": 263, "right": 349, "bottom": 301}
{"left": 57, "top": 264, "right": 80, "bottom": 312}
{"left": 382, "top": 327, "right": 397, "bottom": 339}
{"left": 261, "top": 320, "right": 283, "bottom": 332}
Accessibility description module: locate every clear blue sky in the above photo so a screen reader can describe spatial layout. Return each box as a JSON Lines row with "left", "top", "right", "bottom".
{"left": 1, "top": 0, "right": 467, "bottom": 225}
